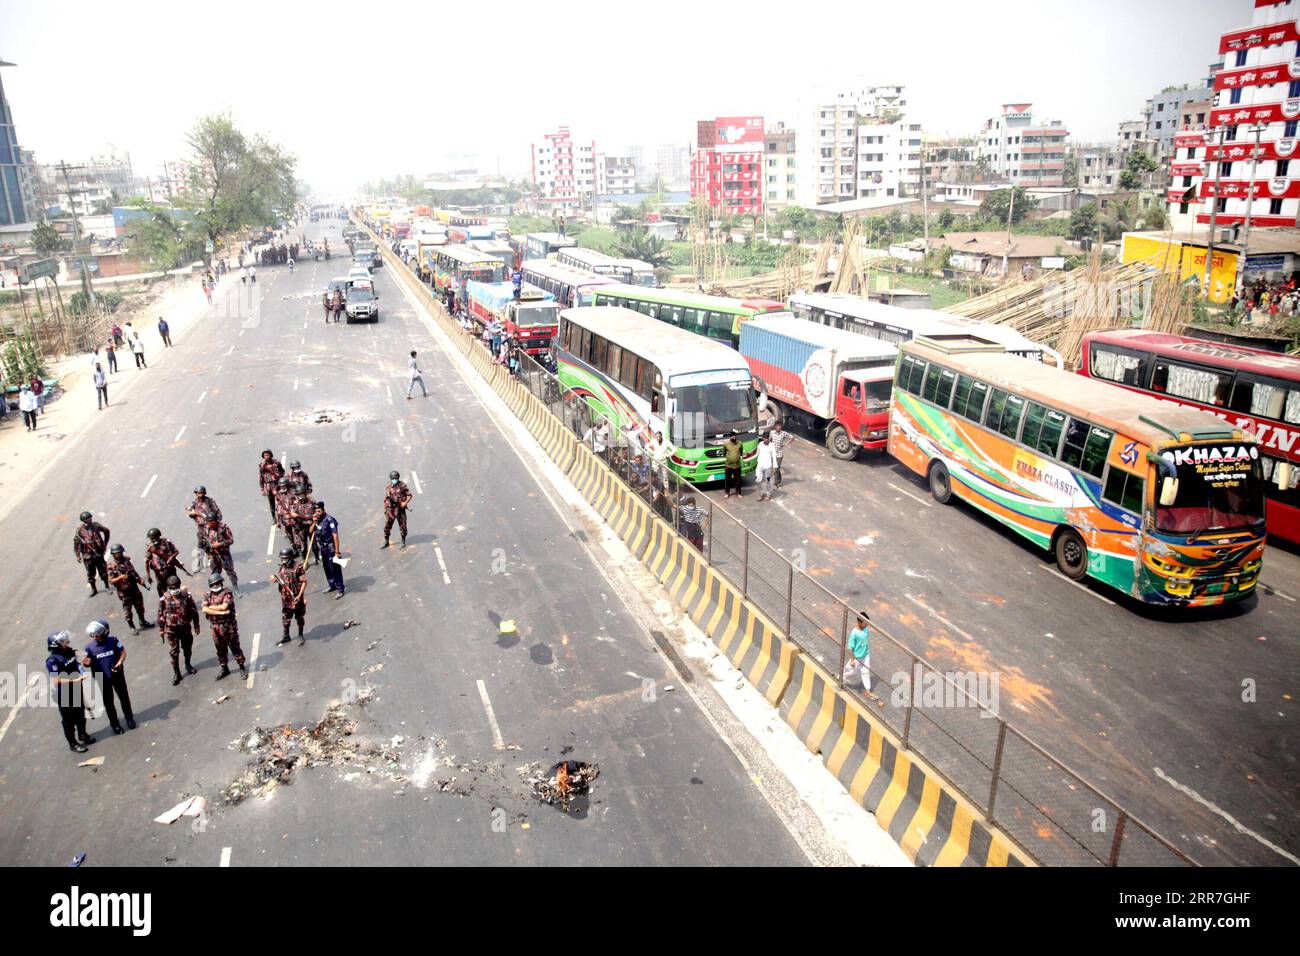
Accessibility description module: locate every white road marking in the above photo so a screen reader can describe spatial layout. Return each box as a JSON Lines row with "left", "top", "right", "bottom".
{"left": 1261, "top": 582, "right": 1297, "bottom": 602}
{"left": 298, "top": 355, "right": 304, "bottom": 365}
{"left": 225, "top": 345, "right": 234, "bottom": 356}
{"left": 300, "top": 336, "right": 305, "bottom": 346}
{"left": 434, "top": 545, "right": 451, "bottom": 584}
{"left": 385, "top": 385, "right": 393, "bottom": 405}
{"left": 293, "top": 379, "right": 299, "bottom": 391}
{"left": 0, "top": 675, "right": 41, "bottom": 746}
{"left": 1152, "top": 766, "right": 1299, "bottom": 865}
{"left": 1038, "top": 565, "right": 1117, "bottom": 604}
{"left": 395, "top": 419, "right": 404, "bottom": 438}
{"left": 140, "top": 474, "right": 158, "bottom": 498}
{"left": 476, "top": 679, "right": 505, "bottom": 750}
{"left": 266, "top": 525, "right": 276, "bottom": 556}
{"left": 219, "top": 847, "right": 232, "bottom": 867}
{"left": 887, "top": 481, "right": 932, "bottom": 508}
{"left": 410, "top": 470, "right": 423, "bottom": 494}
{"left": 173, "top": 425, "right": 186, "bottom": 443}
{"left": 196, "top": 389, "right": 207, "bottom": 404}
{"left": 239, "top": 328, "right": 244, "bottom": 336}
{"left": 905, "top": 594, "right": 986, "bottom": 648}
{"left": 246, "top": 633, "right": 261, "bottom": 689}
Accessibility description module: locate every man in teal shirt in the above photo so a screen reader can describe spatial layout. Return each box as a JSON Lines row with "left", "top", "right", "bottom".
{"left": 846, "top": 612, "right": 871, "bottom": 692}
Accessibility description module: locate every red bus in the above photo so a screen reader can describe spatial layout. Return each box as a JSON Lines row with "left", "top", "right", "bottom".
{"left": 1080, "top": 329, "right": 1300, "bottom": 544}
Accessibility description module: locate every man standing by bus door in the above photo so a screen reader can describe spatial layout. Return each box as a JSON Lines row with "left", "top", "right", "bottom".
{"left": 722, "top": 431, "right": 743, "bottom": 499}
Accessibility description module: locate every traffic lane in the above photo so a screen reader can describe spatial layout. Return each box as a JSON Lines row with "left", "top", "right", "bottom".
{"left": 699, "top": 432, "right": 1299, "bottom": 865}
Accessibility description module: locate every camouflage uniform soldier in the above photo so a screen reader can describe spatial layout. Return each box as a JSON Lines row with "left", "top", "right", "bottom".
{"left": 273, "top": 476, "right": 293, "bottom": 534}
{"left": 382, "top": 470, "right": 413, "bottom": 549}
{"left": 157, "top": 577, "right": 200, "bottom": 685}
{"left": 107, "top": 544, "right": 152, "bottom": 634}
{"left": 201, "top": 573, "right": 247, "bottom": 681}
{"left": 287, "top": 460, "right": 312, "bottom": 496}
{"left": 286, "top": 481, "right": 314, "bottom": 560}
{"left": 271, "top": 548, "right": 307, "bottom": 646}
{"left": 203, "top": 516, "right": 239, "bottom": 588}
{"left": 258, "top": 450, "right": 285, "bottom": 525}
{"left": 186, "top": 485, "right": 222, "bottom": 570}
{"left": 144, "top": 528, "right": 188, "bottom": 589}
{"left": 73, "top": 511, "right": 111, "bottom": 595}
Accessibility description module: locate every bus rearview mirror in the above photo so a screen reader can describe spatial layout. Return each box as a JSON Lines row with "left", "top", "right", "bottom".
{"left": 1159, "top": 476, "right": 1180, "bottom": 507}
{"left": 1276, "top": 462, "right": 1295, "bottom": 490}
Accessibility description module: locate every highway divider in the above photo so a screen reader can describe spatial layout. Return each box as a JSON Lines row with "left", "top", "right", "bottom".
{"left": 370, "top": 222, "right": 1038, "bottom": 866}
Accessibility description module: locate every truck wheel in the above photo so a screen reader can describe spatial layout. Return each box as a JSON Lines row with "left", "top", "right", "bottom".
{"left": 1054, "top": 528, "right": 1089, "bottom": 581}
{"left": 826, "top": 424, "right": 858, "bottom": 461}
{"left": 765, "top": 399, "right": 784, "bottom": 428}
{"left": 928, "top": 461, "right": 953, "bottom": 503}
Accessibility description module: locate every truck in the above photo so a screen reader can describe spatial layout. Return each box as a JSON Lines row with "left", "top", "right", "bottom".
{"left": 739, "top": 315, "right": 898, "bottom": 460}
{"left": 415, "top": 234, "right": 448, "bottom": 281}
{"left": 467, "top": 281, "right": 560, "bottom": 355}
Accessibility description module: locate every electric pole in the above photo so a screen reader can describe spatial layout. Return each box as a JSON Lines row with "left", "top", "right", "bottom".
{"left": 1234, "top": 123, "right": 1265, "bottom": 300}
{"left": 1203, "top": 126, "right": 1225, "bottom": 301}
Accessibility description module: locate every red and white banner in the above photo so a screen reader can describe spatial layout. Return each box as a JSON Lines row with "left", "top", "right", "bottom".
{"left": 1200, "top": 177, "right": 1300, "bottom": 199}
{"left": 1257, "top": 0, "right": 1290, "bottom": 8}
{"left": 1211, "top": 100, "right": 1300, "bottom": 126}
{"left": 1174, "top": 132, "right": 1207, "bottom": 150}
{"left": 1196, "top": 213, "right": 1296, "bottom": 227}
{"left": 1168, "top": 187, "right": 1200, "bottom": 204}
{"left": 1214, "top": 59, "right": 1300, "bottom": 90}
{"left": 1206, "top": 136, "right": 1300, "bottom": 161}
{"left": 1171, "top": 162, "right": 1205, "bottom": 177}
{"left": 1219, "top": 20, "right": 1298, "bottom": 54}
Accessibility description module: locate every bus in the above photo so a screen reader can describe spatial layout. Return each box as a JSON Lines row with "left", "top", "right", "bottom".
{"left": 554, "top": 246, "right": 659, "bottom": 287}
{"left": 430, "top": 245, "right": 506, "bottom": 308}
{"left": 589, "top": 284, "right": 789, "bottom": 348}
{"left": 1080, "top": 329, "right": 1300, "bottom": 545}
{"left": 468, "top": 238, "right": 516, "bottom": 272}
{"left": 449, "top": 224, "right": 497, "bottom": 244}
{"left": 888, "top": 337, "right": 1270, "bottom": 606}
{"left": 525, "top": 232, "right": 576, "bottom": 261}
{"left": 790, "top": 291, "right": 1061, "bottom": 365}
{"left": 467, "top": 282, "right": 559, "bottom": 356}
{"left": 520, "top": 259, "right": 618, "bottom": 308}
{"left": 556, "top": 306, "right": 761, "bottom": 483}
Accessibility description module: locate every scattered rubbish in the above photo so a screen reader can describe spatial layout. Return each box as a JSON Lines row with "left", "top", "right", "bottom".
{"left": 664, "top": 685, "right": 675, "bottom": 692}
{"left": 214, "top": 694, "right": 231, "bottom": 705}
{"left": 498, "top": 619, "right": 517, "bottom": 635}
{"left": 154, "top": 795, "right": 206, "bottom": 825}
{"left": 69, "top": 853, "right": 86, "bottom": 867}
{"left": 77, "top": 756, "right": 105, "bottom": 768}
{"left": 341, "top": 620, "right": 363, "bottom": 631}
{"left": 529, "top": 760, "right": 599, "bottom": 812}
{"left": 362, "top": 662, "right": 383, "bottom": 676}
{"left": 365, "top": 640, "right": 379, "bottom": 650}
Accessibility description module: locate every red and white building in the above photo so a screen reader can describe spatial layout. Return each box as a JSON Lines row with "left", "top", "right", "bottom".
{"left": 690, "top": 115, "right": 764, "bottom": 217}
{"left": 1168, "top": 0, "right": 1300, "bottom": 231}
{"left": 530, "top": 127, "right": 597, "bottom": 211}
{"left": 976, "top": 104, "right": 1069, "bottom": 187}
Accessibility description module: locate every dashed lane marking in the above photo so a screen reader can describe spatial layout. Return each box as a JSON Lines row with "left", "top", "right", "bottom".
{"left": 385, "top": 385, "right": 393, "bottom": 405}
{"left": 410, "top": 470, "right": 423, "bottom": 494}
{"left": 395, "top": 419, "right": 404, "bottom": 438}
{"left": 173, "top": 425, "right": 186, "bottom": 443}
{"left": 434, "top": 545, "right": 451, "bottom": 584}
{"left": 1261, "top": 581, "right": 1297, "bottom": 602}
{"left": 476, "top": 679, "right": 505, "bottom": 750}
{"left": 140, "top": 474, "right": 158, "bottom": 498}
{"left": 886, "top": 481, "right": 932, "bottom": 508}
{"left": 225, "top": 345, "right": 234, "bottom": 356}
{"left": 0, "top": 675, "right": 41, "bottom": 746}
{"left": 246, "top": 633, "right": 261, "bottom": 689}
{"left": 1040, "top": 565, "right": 1117, "bottom": 605}
{"left": 266, "top": 525, "right": 276, "bottom": 556}
{"left": 220, "top": 847, "right": 232, "bottom": 867}
{"left": 196, "top": 389, "right": 207, "bottom": 404}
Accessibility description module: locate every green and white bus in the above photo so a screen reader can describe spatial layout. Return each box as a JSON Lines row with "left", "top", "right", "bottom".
{"left": 557, "top": 306, "right": 761, "bottom": 482}
{"left": 589, "top": 283, "right": 789, "bottom": 348}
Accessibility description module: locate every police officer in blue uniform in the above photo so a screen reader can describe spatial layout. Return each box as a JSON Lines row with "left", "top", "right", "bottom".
{"left": 311, "top": 502, "right": 345, "bottom": 599}
{"left": 45, "top": 631, "right": 94, "bottom": 753}
{"left": 83, "top": 619, "right": 136, "bottom": 735}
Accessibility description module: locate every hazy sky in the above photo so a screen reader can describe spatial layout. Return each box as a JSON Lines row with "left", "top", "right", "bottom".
{"left": 1, "top": 0, "right": 1245, "bottom": 194}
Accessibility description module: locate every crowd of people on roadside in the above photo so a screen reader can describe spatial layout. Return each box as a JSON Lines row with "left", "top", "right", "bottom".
{"left": 1228, "top": 275, "right": 1300, "bottom": 322}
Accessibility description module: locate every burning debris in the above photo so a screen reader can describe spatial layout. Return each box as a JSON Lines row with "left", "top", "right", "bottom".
{"left": 529, "top": 760, "right": 599, "bottom": 811}
{"left": 221, "top": 690, "right": 402, "bottom": 805}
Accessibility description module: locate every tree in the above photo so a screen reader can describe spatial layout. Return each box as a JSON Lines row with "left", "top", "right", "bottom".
{"left": 1101, "top": 198, "right": 1138, "bottom": 240}
{"left": 615, "top": 227, "right": 670, "bottom": 268}
{"left": 978, "top": 187, "right": 1037, "bottom": 225}
{"left": 1138, "top": 196, "right": 1169, "bottom": 231}
{"left": 1062, "top": 156, "right": 1079, "bottom": 188}
{"left": 123, "top": 200, "right": 204, "bottom": 269}
{"left": 1118, "top": 151, "right": 1159, "bottom": 191}
{"left": 31, "top": 220, "right": 67, "bottom": 257}
{"left": 1069, "top": 203, "right": 1099, "bottom": 241}
{"left": 181, "top": 112, "right": 298, "bottom": 252}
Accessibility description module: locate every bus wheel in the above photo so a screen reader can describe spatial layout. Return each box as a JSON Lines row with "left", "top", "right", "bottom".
{"left": 765, "top": 399, "right": 784, "bottom": 428}
{"left": 927, "top": 461, "right": 953, "bottom": 503}
{"left": 826, "top": 424, "right": 858, "bottom": 461}
{"left": 1054, "top": 528, "right": 1089, "bottom": 580}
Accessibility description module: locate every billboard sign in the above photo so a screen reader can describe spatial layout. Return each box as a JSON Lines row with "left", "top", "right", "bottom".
{"left": 714, "top": 116, "right": 764, "bottom": 149}
{"left": 20, "top": 258, "right": 58, "bottom": 282}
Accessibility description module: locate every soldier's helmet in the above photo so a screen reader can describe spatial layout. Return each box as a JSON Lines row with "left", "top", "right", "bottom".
{"left": 85, "top": 620, "right": 109, "bottom": 638}
{"left": 79, "top": 511, "right": 92, "bottom": 522}
{"left": 279, "top": 547, "right": 296, "bottom": 561}
{"left": 294, "top": 480, "right": 307, "bottom": 493}
{"left": 277, "top": 477, "right": 290, "bottom": 488}
{"left": 389, "top": 470, "right": 400, "bottom": 480}
{"left": 110, "top": 544, "right": 124, "bottom": 554}
{"left": 147, "top": 528, "right": 161, "bottom": 540}
{"left": 289, "top": 460, "right": 301, "bottom": 470}
{"left": 208, "top": 573, "right": 224, "bottom": 587}
{"left": 166, "top": 576, "right": 181, "bottom": 589}
{"left": 46, "top": 630, "right": 71, "bottom": 650}
{"left": 194, "top": 485, "right": 206, "bottom": 494}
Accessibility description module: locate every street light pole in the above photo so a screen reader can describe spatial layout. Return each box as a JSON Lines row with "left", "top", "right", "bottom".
{"left": 1202, "top": 126, "right": 1225, "bottom": 300}
{"left": 1235, "top": 123, "right": 1266, "bottom": 300}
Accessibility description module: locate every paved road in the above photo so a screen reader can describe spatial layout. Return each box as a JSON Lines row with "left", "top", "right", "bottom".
{"left": 696, "top": 421, "right": 1300, "bottom": 866}
{"left": 0, "top": 223, "right": 812, "bottom": 867}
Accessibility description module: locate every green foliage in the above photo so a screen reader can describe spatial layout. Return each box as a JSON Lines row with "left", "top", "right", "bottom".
{"left": 977, "top": 187, "right": 1038, "bottom": 225}
{"left": 31, "top": 221, "right": 67, "bottom": 257}
{"left": 124, "top": 202, "right": 205, "bottom": 269}
{"left": 1069, "top": 203, "right": 1099, "bottom": 241}
{"left": 1117, "top": 151, "right": 1159, "bottom": 190}
{"left": 615, "top": 227, "right": 670, "bottom": 268}
{"left": 67, "top": 289, "right": 123, "bottom": 317}
{"left": 2, "top": 334, "right": 45, "bottom": 381}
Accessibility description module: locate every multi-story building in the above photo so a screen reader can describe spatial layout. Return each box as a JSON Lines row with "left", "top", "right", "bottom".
{"left": 1167, "top": 0, "right": 1300, "bottom": 235}
{"left": 530, "top": 126, "right": 598, "bottom": 211}
{"left": 0, "top": 58, "right": 31, "bottom": 227}
{"left": 796, "top": 82, "right": 923, "bottom": 207}
{"left": 626, "top": 143, "right": 690, "bottom": 191}
{"left": 597, "top": 155, "right": 637, "bottom": 196}
{"left": 922, "top": 137, "right": 979, "bottom": 188}
{"left": 976, "top": 104, "right": 1069, "bottom": 186}
{"left": 691, "top": 115, "right": 765, "bottom": 216}
{"left": 764, "top": 123, "right": 797, "bottom": 209}
{"left": 1116, "top": 119, "right": 1152, "bottom": 161}
{"left": 1072, "top": 143, "right": 1122, "bottom": 192}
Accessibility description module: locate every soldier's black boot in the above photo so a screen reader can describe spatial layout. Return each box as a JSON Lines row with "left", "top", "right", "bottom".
{"left": 401, "top": 536, "right": 407, "bottom": 549}
{"left": 70, "top": 742, "right": 88, "bottom": 754}
{"left": 276, "top": 632, "right": 291, "bottom": 646}
{"left": 381, "top": 539, "right": 390, "bottom": 549}
{"left": 171, "top": 667, "right": 183, "bottom": 686}
{"left": 88, "top": 582, "right": 97, "bottom": 596}
{"left": 184, "top": 659, "right": 197, "bottom": 675}
{"left": 297, "top": 630, "right": 305, "bottom": 646}
{"left": 215, "top": 665, "right": 231, "bottom": 681}
{"left": 238, "top": 663, "right": 248, "bottom": 679}
{"left": 78, "top": 731, "right": 95, "bottom": 745}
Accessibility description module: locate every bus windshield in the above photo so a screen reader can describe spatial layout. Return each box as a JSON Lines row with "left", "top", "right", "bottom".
{"left": 515, "top": 303, "right": 559, "bottom": 328}
{"left": 1155, "top": 446, "right": 1265, "bottom": 535}
{"left": 673, "top": 378, "right": 756, "bottom": 447}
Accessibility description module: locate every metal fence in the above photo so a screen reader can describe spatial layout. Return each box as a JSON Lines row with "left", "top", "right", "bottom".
{"left": 388, "top": 224, "right": 1198, "bottom": 867}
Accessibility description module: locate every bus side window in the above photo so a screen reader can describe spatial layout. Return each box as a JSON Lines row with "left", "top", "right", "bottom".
{"left": 684, "top": 308, "right": 701, "bottom": 332}
{"left": 707, "top": 311, "right": 732, "bottom": 340}
{"left": 637, "top": 300, "right": 653, "bottom": 317}
{"left": 1104, "top": 468, "right": 1145, "bottom": 515}
{"left": 667, "top": 306, "right": 684, "bottom": 329}
{"left": 899, "top": 355, "right": 927, "bottom": 394}
{"left": 607, "top": 345, "right": 621, "bottom": 381}
{"left": 921, "top": 364, "right": 955, "bottom": 407}
{"left": 579, "top": 328, "right": 592, "bottom": 362}
{"left": 984, "top": 388, "right": 1008, "bottom": 433}
{"left": 591, "top": 334, "right": 607, "bottom": 370}
{"left": 619, "top": 350, "right": 638, "bottom": 391}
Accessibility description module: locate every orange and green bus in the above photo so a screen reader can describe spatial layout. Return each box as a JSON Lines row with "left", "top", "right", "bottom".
{"left": 888, "top": 337, "right": 1268, "bottom": 606}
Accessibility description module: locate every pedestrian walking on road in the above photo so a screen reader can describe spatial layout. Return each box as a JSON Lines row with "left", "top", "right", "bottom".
{"left": 240, "top": 266, "right": 248, "bottom": 285}
{"left": 310, "top": 502, "right": 345, "bottom": 598}
{"left": 104, "top": 336, "right": 118, "bottom": 373}
{"left": 18, "top": 384, "right": 37, "bottom": 431}
{"left": 722, "top": 430, "right": 743, "bottom": 498}
{"left": 755, "top": 432, "right": 776, "bottom": 501}
{"left": 157, "top": 577, "right": 200, "bottom": 685}
{"left": 382, "top": 471, "right": 412, "bottom": 548}
{"left": 158, "top": 316, "right": 172, "bottom": 347}
{"left": 93, "top": 363, "right": 108, "bottom": 409}
{"left": 111, "top": 324, "right": 123, "bottom": 348}
{"left": 407, "top": 350, "right": 427, "bottom": 399}
{"left": 770, "top": 421, "right": 792, "bottom": 489}
{"left": 107, "top": 544, "right": 152, "bottom": 634}
{"left": 322, "top": 291, "right": 332, "bottom": 322}
{"left": 272, "top": 548, "right": 308, "bottom": 646}
{"left": 45, "top": 632, "right": 93, "bottom": 753}
{"left": 844, "top": 612, "right": 872, "bottom": 693}
{"left": 83, "top": 619, "right": 136, "bottom": 734}
{"left": 73, "top": 511, "right": 111, "bottom": 595}
{"left": 202, "top": 573, "right": 247, "bottom": 681}
{"left": 130, "top": 332, "right": 147, "bottom": 368}
{"left": 30, "top": 375, "right": 44, "bottom": 411}
{"left": 679, "top": 495, "right": 708, "bottom": 552}
{"left": 258, "top": 450, "right": 285, "bottom": 524}
{"left": 249, "top": 265, "right": 257, "bottom": 284}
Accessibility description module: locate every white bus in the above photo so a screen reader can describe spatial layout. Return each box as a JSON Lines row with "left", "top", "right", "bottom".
{"left": 789, "top": 291, "right": 1062, "bottom": 365}
{"left": 521, "top": 258, "right": 619, "bottom": 308}
{"left": 556, "top": 306, "right": 760, "bottom": 482}
{"left": 555, "top": 246, "right": 659, "bottom": 287}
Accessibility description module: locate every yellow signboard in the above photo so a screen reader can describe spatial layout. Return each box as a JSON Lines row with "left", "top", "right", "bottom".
{"left": 1121, "top": 234, "right": 1238, "bottom": 304}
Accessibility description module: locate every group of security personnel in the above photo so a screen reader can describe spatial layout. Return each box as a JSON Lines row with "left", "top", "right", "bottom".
{"left": 57, "top": 452, "right": 415, "bottom": 754}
